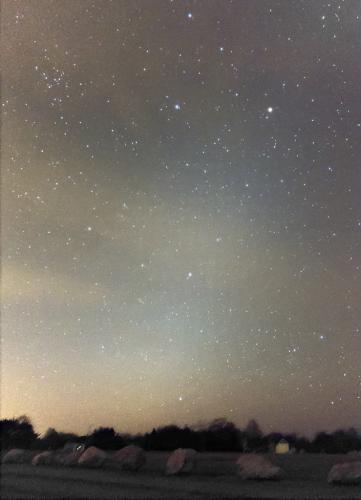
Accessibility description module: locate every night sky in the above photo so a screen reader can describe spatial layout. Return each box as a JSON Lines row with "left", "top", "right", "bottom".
{"left": 2, "top": 0, "right": 361, "bottom": 437}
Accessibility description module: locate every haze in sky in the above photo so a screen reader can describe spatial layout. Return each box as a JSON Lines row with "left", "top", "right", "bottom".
{"left": 2, "top": 0, "right": 361, "bottom": 436}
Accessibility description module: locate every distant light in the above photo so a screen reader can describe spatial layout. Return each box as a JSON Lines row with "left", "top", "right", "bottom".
{"left": 174, "top": 103, "right": 181, "bottom": 110}
{"left": 87, "top": 226, "right": 92, "bottom": 231}
{"left": 219, "top": 46, "right": 224, "bottom": 52}
{"left": 187, "top": 12, "right": 193, "bottom": 19}
{"left": 178, "top": 396, "right": 183, "bottom": 401}
{"left": 267, "top": 107, "right": 273, "bottom": 113}
{"left": 187, "top": 272, "right": 193, "bottom": 278}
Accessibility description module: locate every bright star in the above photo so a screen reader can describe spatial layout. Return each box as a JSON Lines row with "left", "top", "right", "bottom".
{"left": 267, "top": 107, "right": 273, "bottom": 113}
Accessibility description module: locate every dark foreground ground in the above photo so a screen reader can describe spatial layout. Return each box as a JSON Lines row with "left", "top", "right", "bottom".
{"left": 1, "top": 452, "right": 361, "bottom": 499}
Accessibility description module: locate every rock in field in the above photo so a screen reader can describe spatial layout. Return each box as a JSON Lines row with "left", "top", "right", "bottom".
{"left": 112, "top": 445, "right": 146, "bottom": 471}
{"left": 166, "top": 448, "right": 197, "bottom": 475}
{"left": 78, "top": 446, "right": 107, "bottom": 468}
{"left": 236, "top": 454, "right": 282, "bottom": 480}
{"left": 56, "top": 442, "right": 85, "bottom": 466}
{"left": 328, "top": 461, "right": 361, "bottom": 485}
{"left": 32, "top": 451, "right": 55, "bottom": 466}
{"left": 347, "top": 451, "right": 361, "bottom": 458}
{"left": 2, "top": 449, "right": 32, "bottom": 464}
{"left": 54, "top": 447, "right": 84, "bottom": 466}
{"left": 63, "top": 442, "right": 85, "bottom": 453}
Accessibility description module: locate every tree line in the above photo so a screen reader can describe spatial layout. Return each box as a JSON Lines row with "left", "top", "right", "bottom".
{"left": 1, "top": 415, "right": 361, "bottom": 454}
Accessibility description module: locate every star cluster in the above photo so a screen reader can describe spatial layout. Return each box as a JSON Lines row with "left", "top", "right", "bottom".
{"left": 2, "top": 0, "right": 361, "bottom": 436}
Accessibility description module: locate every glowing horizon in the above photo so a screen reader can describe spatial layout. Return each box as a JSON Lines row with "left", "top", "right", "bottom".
{"left": 2, "top": 1, "right": 360, "bottom": 440}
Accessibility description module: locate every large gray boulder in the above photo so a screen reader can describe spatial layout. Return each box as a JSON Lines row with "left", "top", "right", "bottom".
{"left": 54, "top": 444, "right": 85, "bottom": 466}
{"left": 112, "top": 445, "right": 146, "bottom": 471}
{"left": 328, "top": 461, "right": 361, "bottom": 485}
{"left": 78, "top": 446, "right": 107, "bottom": 468}
{"left": 63, "top": 442, "right": 85, "bottom": 454}
{"left": 2, "top": 449, "right": 32, "bottom": 464}
{"left": 32, "top": 451, "right": 54, "bottom": 466}
{"left": 166, "top": 448, "right": 197, "bottom": 475}
{"left": 236, "top": 454, "right": 282, "bottom": 480}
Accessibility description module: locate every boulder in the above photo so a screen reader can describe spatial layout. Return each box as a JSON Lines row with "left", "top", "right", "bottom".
{"left": 166, "top": 448, "right": 197, "bottom": 475}
{"left": 32, "top": 451, "right": 54, "bottom": 466}
{"left": 236, "top": 454, "right": 282, "bottom": 480}
{"left": 54, "top": 443, "right": 85, "bottom": 466}
{"left": 328, "top": 461, "right": 361, "bottom": 485}
{"left": 78, "top": 446, "right": 107, "bottom": 468}
{"left": 2, "top": 448, "right": 32, "bottom": 464}
{"left": 112, "top": 445, "right": 146, "bottom": 471}
{"left": 63, "top": 442, "right": 85, "bottom": 454}
{"left": 54, "top": 447, "right": 84, "bottom": 466}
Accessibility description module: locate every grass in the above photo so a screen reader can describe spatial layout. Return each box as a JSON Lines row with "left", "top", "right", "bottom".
{"left": 1, "top": 452, "right": 361, "bottom": 499}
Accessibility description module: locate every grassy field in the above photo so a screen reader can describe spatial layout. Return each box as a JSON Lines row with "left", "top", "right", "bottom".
{"left": 1, "top": 452, "right": 361, "bottom": 499}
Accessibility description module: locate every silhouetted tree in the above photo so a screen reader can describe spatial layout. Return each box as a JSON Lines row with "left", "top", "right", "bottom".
{"left": 3, "top": 414, "right": 359, "bottom": 454}
{"left": 85, "top": 427, "right": 124, "bottom": 450}
{"left": 332, "top": 428, "right": 361, "bottom": 453}
{"left": 286, "top": 433, "right": 311, "bottom": 452}
{"left": 146, "top": 425, "right": 183, "bottom": 450}
{"left": 142, "top": 425, "right": 204, "bottom": 451}
{"left": 0, "top": 416, "right": 38, "bottom": 450}
{"left": 42, "top": 428, "right": 64, "bottom": 450}
{"left": 38, "top": 428, "right": 81, "bottom": 450}
{"left": 205, "top": 419, "right": 242, "bottom": 451}
{"left": 312, "top": 428, "right": 361, "bottom": 453}
{"left": 312, "top": 432, "right": 335, "bottom": 453}
{"left": 243, "top": 419, "right": 264, "bottom": 451}
{"left": 245, "top": 419, "right": 263, "bottom": 439}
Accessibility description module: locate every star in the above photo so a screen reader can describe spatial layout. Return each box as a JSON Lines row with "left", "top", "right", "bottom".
{"left": 2, "top": 0, "right": 360, "bottom": 440}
